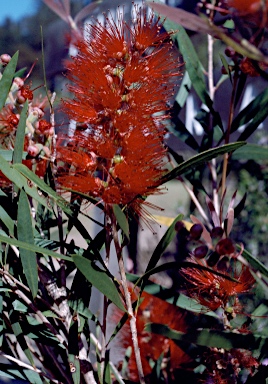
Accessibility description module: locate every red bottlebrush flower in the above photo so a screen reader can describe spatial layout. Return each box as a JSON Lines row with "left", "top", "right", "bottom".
{"left": 226, "top": 0, "right": 267, "bottom": 13}
{"left": 181, "top": 257, "right": 255, "bottom": 312}
{"left": 57, "top": 4, "right": 180, "bottom": 219}
{"left": 202, "top": 347, "right": 259, "bottom": 383}
{"left": 0, "top": 105, "right": 19, "bottom": 140}
{"left": 111, "top": 289, "right": 191, "bottom": 382}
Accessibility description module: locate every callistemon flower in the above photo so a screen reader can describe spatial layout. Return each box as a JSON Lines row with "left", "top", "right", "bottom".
{"left": 226, "top": 0, "right": 267, "bottom": 13}
{"left": 181, "top": 257, "right": 255, "bottom": 313}
{"left": 111, "top": 288, "right": 191, "bottom": 381}
{"left": 57, "top": 4, "right": 180, "bottom": 218}
{"left": 0, "top": 105, "right": 19, "bottom": 148}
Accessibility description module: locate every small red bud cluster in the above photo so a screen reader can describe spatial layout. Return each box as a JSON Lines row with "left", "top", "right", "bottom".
{"left": 176, "top": 221, "right": 255, "bottom": 314}
{"left": 202, "top": 347, "right": 259, "bottom": 383}
{"left": 0, "top": 54, "right": 53, "bottom": 186}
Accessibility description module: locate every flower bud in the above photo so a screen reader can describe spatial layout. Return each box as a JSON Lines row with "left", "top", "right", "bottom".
{"left": 189, "top": 224, "right": 203, "bottom": 240}
{"left": 207, "top": 251, "right": 220, "bottom": 267}
{"left": 211, "top": 226, "right": 224, "bottom": 240}
{"left": 217, "top": 256, "right": 230, "bottom": 272}
{"left": 193, "top": 245, "right": 208, "bottom": 259}
{"left": 0, "top": 54, "right": 11, "bottom": 65}
{"left": 215, "top": 238, "right": 235, "bottom": 256}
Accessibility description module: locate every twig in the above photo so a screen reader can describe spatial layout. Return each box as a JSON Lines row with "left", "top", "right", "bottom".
{"left": 111, "top": 216, "right": 145, "bottom": 384}
{"left": 1, "top": 353, "right": 62, "bottom": 384}
{"left": 179, "top": 177, "right": 211, "bottom": 227}
{"left": 221, "top": 71, "right": 239, "bottom": 202}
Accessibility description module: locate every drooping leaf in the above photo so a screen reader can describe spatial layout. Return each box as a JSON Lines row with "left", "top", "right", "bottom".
{"left": 17, "top": 190, "right": 38, "bottom": 298}
{"left": 0, "top": 155, "right": 50, "bottom": 209}
{"left": 13, "top": 101, "right": 28, "bottom": 165}
{"left": 143, "top": 213, "right": 184, "bottom": 281}
{"left": 0, "top": 51, "right": 19, "bottom": 110}
{"left": 113, "top": 204, "right": 129, "bottom": 241}
{"left": 231, "top": 87, "right": 268, "bottom": 136}
{"left": 232, "top": 144, "right": 268, "bottom": 161}
{"left": 237, "top": 245, "right": 268, "bottom": 278}
{"left": 74, "top": 0, "right": 103, "bottom": 23}
{"left": 0, "top": 150, "right": 27, "bottom": 161}
{"left": 13, "top": 163, "right": 73, "bottom": 215}
{"left": 24, "top": 370, "right": 43, "bottom": 384}
{"left": 0, "top": 205, "right": 15, "bottom": 236}
{"left": 42, "top": 0, "right": 70, "bottom": 23}
{"left": 0, "top": 233, "right": 72, "bottom": 261}
{"left": 164, "top": 18, "right": 213, "bottom": 110}
{"left": 146, "top": 323, "right": 268, "bottom": 351}
{"left": 9, "top": 310, "right": 34, "bottom": 366}
{"left": 169, "top": 102, "right": 200, "bottom": 151}
{"left": 72, "top": 255, "right": 126, "bottom": 312}
{"left": 68, "top": 354, "right": 80, "bottom": 384}
{"left": 147, "top": 2, "right": 268, "bottom": 63}
{"left": 161, "top": 142, "right": 246, "bottom": 183}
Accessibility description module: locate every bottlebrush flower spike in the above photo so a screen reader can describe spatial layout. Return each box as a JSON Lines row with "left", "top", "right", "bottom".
{"left": 181, "top": 257, "right": 255, "bottom": 313}
{"left": 226, "top": 0, "right": 267, "bottom": 13}
{"left": 111, "top": 288, "right": 191, "bottom": 381}
{"left": 57, "top": 4, "right": 180, "bottom": 219}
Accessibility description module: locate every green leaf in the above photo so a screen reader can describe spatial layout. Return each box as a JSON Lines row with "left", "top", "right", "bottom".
{"left": 0, "top": 233, "right": 72, "bottom": 261}
{"left": 0, "top": 205, "right": 15, "bottom": 236}
{"left": 231, "top": 87, "right": 268, "bottom": 134}
{"left": 163, "top": 19, "right": 213, "bottom": 110}
{"left": 0, "top": 150, "right": 27, "bottom": 161}
{"left": 24, "top": 370, "right": 43, "bottom": 384}
{"left": 113, "top": 204, "right": 129, "bottom": 240}
{"left": 13, "top": 163, "right": 73, "bottom": 215}
{"left": 232, "top": 144, "right": 268, "bottom": 161}
{"left": 169, "top": 110, "right": 200, "bottom": 151}
{"left": 145, "top": 213, "right": 184, "bottom": 276}
{"left": 68, "top": 355, "right": 80, "bottom": 384}
{"left": 146, "top": 324, "right": 268, "bottom": 351}
{"left": 161, "top": 142, "right": 246, "bottom": 183}
{"left": 0, "top": 155, "right": 50, "bottom": 209}
{"left": 237, "top": 245, "right": 268, "bottom": 278}
{"left": 13, "top": 101, "right": 28, "bottom": 165}
{"left": 72, "top": 255, "right": 126, "bottom": 312}
{"left": 175, "top": 71, "right": 191, "bottom": 108}
{"left": 0, "top": 51, "right": 19, "bottom": 110}
{"left": 9, "top": 309, "right": 35, "bottom": 366}
{"left": 17, "top": 189, "right": 38, "bottom": 298}
{"left": 13, "top": 299, "right": 28, "bottom": 312}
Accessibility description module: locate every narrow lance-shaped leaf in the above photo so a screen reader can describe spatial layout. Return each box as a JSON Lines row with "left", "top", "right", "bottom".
{"left": 232, "top": 144, "right": 268, "bottom": 161}
{"left": 9, "top": 309, "right": 35, "bottom": 366}
{"left": 147, "top": 2, "right": 268, "bottom": 64}
{"left": 237, "top": 245, "right": 268, "bottom": 279}
{"left": 161, "top": 142, "right": 246, "bottom": 184}
{"left": 145, "top": 324, "right": 268, "bottom": 351}
{"left": 13, "top": 163, "right": 73, "bottom": 215}
{"left": 145, "top": 213, "right": 184, "bottom": 274}
{"left": 0, "top": 233, "right": 72, "bottom": 261}
{"left": 0, "top": 51, "right": 19, "bottom": 110}
{"left": 163, "top": 18, "right": 213, "bottom": 110}
{"left": 0, "top": 155, "right": 50, "bottom": 209}
{"left": 113, "top": 204, "right": 130, "bottom": 241}
{"left": 72, "top": 255, "right": 126, "bottom": 312}
{"left": 17, "top": 189, "right": 38, "bottom": 298}
{"left": 0, "top": 206, "right": 15, "bottom": 236}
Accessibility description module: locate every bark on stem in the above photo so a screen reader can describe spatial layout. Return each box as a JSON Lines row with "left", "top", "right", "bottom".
{"left": 111, "top": 219, "right": 145, "bottom": 384}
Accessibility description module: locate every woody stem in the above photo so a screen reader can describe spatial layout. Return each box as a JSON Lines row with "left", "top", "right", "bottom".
{"left": 111, "top": 217, "right": 145, "bottom": 384}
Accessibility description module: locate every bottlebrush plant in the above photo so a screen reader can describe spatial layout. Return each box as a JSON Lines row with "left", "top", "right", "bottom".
{"left": 0, "top": 0, "right": 268, "bottom": 383}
